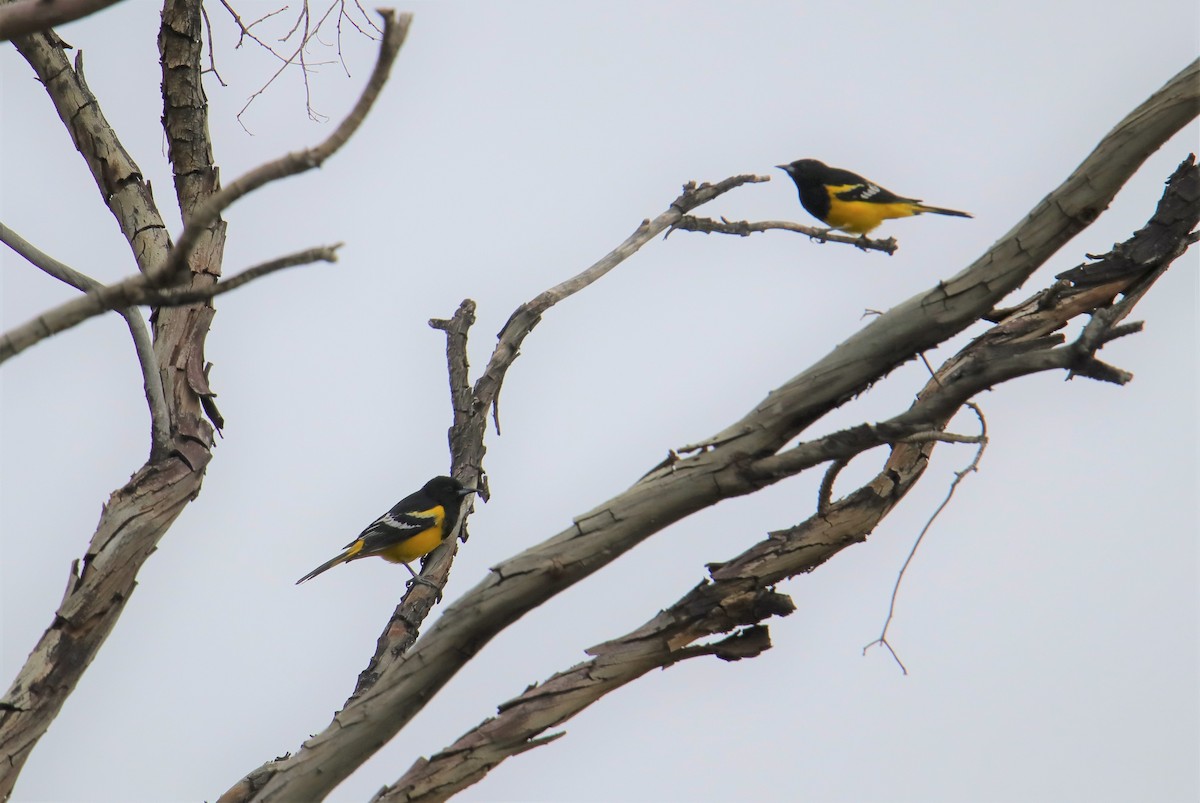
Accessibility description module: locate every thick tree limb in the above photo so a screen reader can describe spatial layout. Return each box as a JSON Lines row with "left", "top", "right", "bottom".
{"left": 0, "top": 8, "right": 409, "bottom": 800}
{"left": 0, "top": 4, "right": 214, "bottom": 796}
{"left": 8, "top": 33, "right": 174, "bottom": 270}
{"left": 380, "top": 157, "right": 1197, "bottom": 802}
{"left": 682, "top": 60, "right": 1199, "bottom": 459}
{"left": 0, "top": 0, "right": 126, "bottom": 41}
{"left": 386, "top": 66, "right": 1197, "bottom": 754}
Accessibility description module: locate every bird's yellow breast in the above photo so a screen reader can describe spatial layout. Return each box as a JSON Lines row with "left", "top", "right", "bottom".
{"left": 379, "top": 507, "right": 446, "bottom": 564}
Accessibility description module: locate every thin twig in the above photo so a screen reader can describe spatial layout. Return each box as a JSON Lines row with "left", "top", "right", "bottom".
{"left": 863, "top": 402, "right": 988, "bottom": 674}
{"left": 234, "top": 0, "right": 348, "bottom": 127}
{"left": 352, "top": 0, "right": 382, "bottom": 34}
{"left": 218, "top": 0, "right": 289, "bottom": 57}
{"left": 200, "top": 3, "right": 227, "bottom": 87}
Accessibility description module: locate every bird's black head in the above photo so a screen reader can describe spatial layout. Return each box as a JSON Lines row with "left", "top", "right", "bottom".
{"left": 775, "top": 158, "right": 827, "bottom": 180}
{"left": 422, "top": 475, "right": 481, "bottom": 504}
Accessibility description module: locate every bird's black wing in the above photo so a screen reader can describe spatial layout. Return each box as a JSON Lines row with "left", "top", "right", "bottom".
{"left": 348, "top": 491, "right": 441, "bottom": 552}
{"left": 824, "top": 169, "right": 917, "bottom": 206}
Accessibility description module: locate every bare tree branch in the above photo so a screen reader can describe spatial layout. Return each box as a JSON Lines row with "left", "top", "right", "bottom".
{"left": 228, "top": 0, "right": 378, "bottom": 127}
{"left": 380, "top": 157, "right": 1197, "bottom": 801}
{"left": 668, "top": 214, "right": 900, "bottom": 254}
{"left": 0, "top": 10, "right": 412, "bottom": 365}
{"left": 218, "top": 0, "right": 289, "bottom": 56}
{"left": 146, "top": 245, "right": 342, "bottom": 305}
{"left": 216, "top": 171, "right": 770, "bottom": 803}
{"left": 0, "top": 222, "right": 171, "bottom": 454}
{"left": 218, "top": 63, "right": 1197, "bottom": 801}
{"left": 0, "top": 8, "right": 411, "bottom": 799}
{"left": 479, "top": 174, "right": 770, "bottom": 419}
{"left": 199, "top": 2, "right": 227, "bottom": 86}
{"left": 8, "top": 36, "right": 172, "bottom": 274}
{"left": 0, "top": 3, "right": 217, "bottom": 794}
{"left": 0, "top": 0, "right": 125, "bottom": 40}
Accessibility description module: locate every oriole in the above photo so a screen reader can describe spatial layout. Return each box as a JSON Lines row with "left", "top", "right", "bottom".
{"left": 777, "top": 158, "right": 972, "bottom": 235}
{"left": 296, "top": 475, "right": 480, "bottom": 586}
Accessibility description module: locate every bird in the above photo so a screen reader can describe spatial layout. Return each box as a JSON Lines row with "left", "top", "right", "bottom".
{"left": 776, "top": 158, "right": 972, "bottom": 235}
{"left": 296, "top": 475, "right": 481, "bottom": 588}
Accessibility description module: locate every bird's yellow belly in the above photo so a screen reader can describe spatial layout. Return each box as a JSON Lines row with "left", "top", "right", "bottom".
{"left": 380, "top": 523, "right": 445, "bottom": 564}
{"left": 825, "top": 200, "right": 918, "bottom": 234}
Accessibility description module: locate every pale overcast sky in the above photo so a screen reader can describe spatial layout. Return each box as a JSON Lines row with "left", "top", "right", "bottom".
{"left": 2, "top": 2, "right": 1197, "bottom": 801}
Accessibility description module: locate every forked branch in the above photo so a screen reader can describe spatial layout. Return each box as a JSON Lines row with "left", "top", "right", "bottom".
{"left": 0, "top": 10, "right": 412, "bottom": 365}
{"left": 217, "top": 60, "right": 1197, "bottom": 802}
{"left": 382, "top": 157, "right": 1197, "bottom": 801}
{"left": 217, "top": 172, "right": 768, "bottom": 803}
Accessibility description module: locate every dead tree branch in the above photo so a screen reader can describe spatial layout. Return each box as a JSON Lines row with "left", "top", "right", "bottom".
{"left": 0, "top": 9, "right": 412, "bottom": 800}
{"left": 0, "top": 10, "right": 412, "bottom": 365}
{"left": 0, "top": 222, "right": 171, "bottom": 453}
{"left": 668, "top": 214, "right": 900, "bottom": 255}
{"left": 0, "top": 0, "right": 125, "bottom": 40}
{"left": 222, "top": 0, "right": 382, "bottom": 127}
{"left": 8, "top": 38, "right": 172, "bottom": 270}
{"left": 217, "top": 172, "right": 769, "bottom": 803}
{"left": 380, "top": 156, "right": 1198, "bottom": 801}
{"left": 219, "top": 58, "right": 1197, "bottom": 799}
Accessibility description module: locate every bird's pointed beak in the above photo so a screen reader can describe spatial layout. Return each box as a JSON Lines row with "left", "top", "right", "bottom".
{"left": 775, "top": 164, "right": 789, "bottom": 171}
{"left": 458, "top": 486, "right": 481, "bottom": 497}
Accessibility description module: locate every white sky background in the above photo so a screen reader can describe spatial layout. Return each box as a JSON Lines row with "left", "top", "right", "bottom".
{"left": 1, "top": 2, "right": 1197, "bottom": 801}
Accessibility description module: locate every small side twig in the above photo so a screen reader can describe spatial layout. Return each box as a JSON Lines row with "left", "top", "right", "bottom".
{"left": 863, "top": 402, "right": 989, "bottom": 674}
{"left": 146, "top": 244, "right": 341, "bottom": 305}
{"left": 218, "top": 0, "right": 289, "bottom": 55}
{"left": 232, "top": 0, "right": 353, "bottom": 127}
{"left": 817, "top": 457, "right": 848, "bottom": 515}
{"left": 199, "top": 3, "right": 226, "bottom": 86}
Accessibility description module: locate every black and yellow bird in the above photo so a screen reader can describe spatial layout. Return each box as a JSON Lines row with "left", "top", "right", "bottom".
{"left": 296, "top": 475, "right": 480, "bottom": 587}
{"left": 776, "top": 158, "right": 972, "bottom": 235}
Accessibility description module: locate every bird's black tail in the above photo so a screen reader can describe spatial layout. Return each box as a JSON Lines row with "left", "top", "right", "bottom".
{"left": 916, "top": 204, "right": 972, "bottom": 219}
{"left": 296, "top": 550, "right": 353, "bottom": 584}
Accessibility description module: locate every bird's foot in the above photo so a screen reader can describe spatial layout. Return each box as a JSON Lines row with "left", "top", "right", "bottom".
{"left": 405, "top": 575, "right": 444, "bottom": 602}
